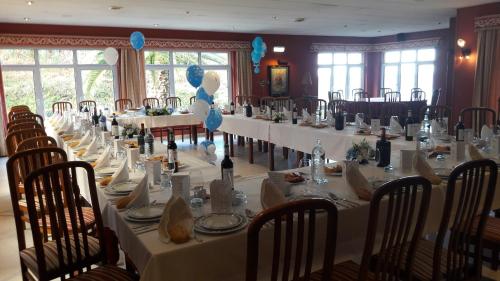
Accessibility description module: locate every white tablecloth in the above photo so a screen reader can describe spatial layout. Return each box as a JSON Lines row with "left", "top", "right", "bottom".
{"left": 219, "top": 115, "right": 271, "bottom": 141}
{"left": 109, "top": 113, "right": 201, "bottom": 128}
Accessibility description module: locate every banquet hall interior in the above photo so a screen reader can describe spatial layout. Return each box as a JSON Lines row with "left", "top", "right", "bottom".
{"left": 2, "top": 0, "right": 500, "bottom": 280}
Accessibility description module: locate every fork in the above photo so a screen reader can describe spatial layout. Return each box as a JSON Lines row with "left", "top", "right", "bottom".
{"left": 328, "top": 192, "right": 360, "bottom": 208}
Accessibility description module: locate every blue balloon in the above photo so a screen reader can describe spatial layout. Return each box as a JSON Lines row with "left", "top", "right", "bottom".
{"left": 200, "top": 140, "right": 214, "bottom": 150}
{"left": 254, "top": 66, "right": 260, "bottom": 74}
{"left": 186, "top": 65, "right": 204, "bottom": 88}
{"left": 130, "top": 31, "right": 145, "bottom": 50}
{"left": 196, "top": 87, "right": 213, "bottom": 104}
{"left": 252, "top": 36, "right": 263, "bottom": 49}
{"left": 205, "top": 108, "right": 223, "bottom": 132}
{"left": 251, "top": 50, "right": 261, "bottom": 63}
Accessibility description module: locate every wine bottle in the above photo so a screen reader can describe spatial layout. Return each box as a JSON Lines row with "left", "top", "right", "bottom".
{"left": 269, "top": 102, "right": 274, "bottom": 120}
{"left": 376, "top": 128, "right": 391, "bottom": 167}
{"left": 230, "top": 101, "right": 235, "bottom": 115}
{"left": 168, "top": 150, "right": 176, "bottom": 172}
{"left": 405, "top": 110, "right": 415, "bottom": 141}
{"left": 167, "top": 129, "right": 178, "bottom": 172}
{"left": 292, "top": 105, "right": 298, "bottom": 124}
{"left": 99, "top": 110, "right": 107, "bottom": 131}
{"left": 111, "top": 113, "right": 119, "bottom": 139}
{"left": 145, "top": 127, "right": 154, "bottom": 155}
{"left": 138, "top": 123, "right": 145, "bottom": 154}
{"left": 245, "top": 101, "right": 253, "bottom": 117}
{"left": 221, "top": 144, "right": 234, "bottom": 189}
{"left": 334, "top": 109, "right": 344, "bottom": 130}
{"left": 92, "top": 107, "right": 99, "bottom": 126}
{"left": 456, "top": 115, "right": 465, "bottom": 141}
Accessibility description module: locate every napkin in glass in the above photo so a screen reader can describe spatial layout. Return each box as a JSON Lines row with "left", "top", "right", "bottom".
{"left": 260, "top": 178, "right": 286, "bottom": 210}
{"left": 412, "top": 153, "right": 442, "bottom": 185}
{"left": 389, "top": 117, "right": 403, "bottom": 134}
{"left": 469, "top": 144, "right": 484, "bottom": 160}
{"left": 283, "top": 107, "right": 292, "bottom": 120}
{"left": 431, "top": 120, "right": 441, "bottom": 134}
{"left": 265, "top": 106, "right": 271, "bottom": 116}
{"left": 158, "top": 195, "right": 193, "bottom": 244}
{"left": 83, "top": 137, "right": 98, "bottom": 156}
{"left": 108, "top": 159, "right": 130, "bottom": 186}
{"left": 326, "top": 111, "right": 334, "bottom": 126}
{"left": 481, "top": 125, "right": 493, "bottom": 140}
{"left": 302, "top": 109, "right": 311, "bottom": 123}
{"left": 94, "top": 146, "right": 111, "bottom": 169}
{"left": 78, "top": 131, "right": 92, "bottom": 146}
{"left": 116, "top": 175, "right": 149, "bottom": 209}
{"left": 210, "top": 179, "right": 232, "bottom": 213}
{"left": 345, "top": 161, "right": 373, "bottom": 201}
{"left": 267, "top": 171, "right": 293, "bottom": 196}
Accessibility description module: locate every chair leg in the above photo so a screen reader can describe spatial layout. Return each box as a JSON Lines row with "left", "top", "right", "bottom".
{"left": 492, "top": 247, "right": 499, "bottom": 270}
{"left": 283, "top": 147, "right": 289, "bottom": 160}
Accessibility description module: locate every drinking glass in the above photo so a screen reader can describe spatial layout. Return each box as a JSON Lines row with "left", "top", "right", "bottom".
{"left": 232, "top": 191, "right": 248, "bottom": 216}
{"left": 190, "top": 198, "right": 204, "bottom": 218}
{"left": 189, "top": 170, "right": 205, "bottom": 190}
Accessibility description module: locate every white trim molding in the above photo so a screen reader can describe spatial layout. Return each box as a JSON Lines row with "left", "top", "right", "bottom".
{"left": 310, "top": 38, "right": 440, "bottom": 53}
{"left": 0, "top": 33, "right": 251, "bottom": 50}
{"left": 475, "top": 14, "right": 500, "bottom": 31}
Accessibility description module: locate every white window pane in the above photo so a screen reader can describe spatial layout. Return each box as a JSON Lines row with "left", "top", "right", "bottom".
{"left": 348, "top": 67, "right": 363, "bottom": 99}
{"left": 77, "top": 50, "right": 105, "bottom": 64}
{"left": 39, "top": 49, "right": 73, "bottom": 65}
{"left": 173, "top": 52, "right": 198, "bottom": 65}
{"left": 201, "top": 52, "right": 228, "bottom": 65}
{"left": 317, "top": 53, "right": 332, "bottom": 65}
{"left": 40, "top": 68, "right": 76, "bottom": 115}
{"left": 0, "top": 49, "right": 35, "bottom": 65}
{"left": 2, "top": 70, "right": 37, "bottom": 112}
{"left": 333, "top": 53, "right": 347, "bottom": 65}
{"left": 418, "top": 49, "right": 436, "bottom": 62}
{"left": 401, "top": 50, "right": 416, "bottom": 62}
{"left": 146, "top": 69, "right": 170, "bottom": 99}
{"left": 348, "top": 53, "right": 362, "bottom": 65}
{"left": 400, "top": 63, "right": 416, "bottom": 101}
{"left": 317, "top": 67, "right": 331, "bottom": 101}
{"left": 384, "top": 51, "right": 400, "bottom": 63}
{"left": 333, "top": 65, "right": 347, "bottom": 97}
{"left": 174, "top": 67, "right": 196, "bottom": 106}
{"left": 81, "top": 69, "right": 114, "bottom": 110}
{"left": 210, "top": 69, "right": 229, "bottom": 105}
{"left": 384, "top": 65, "right": 399, "bottom": 91}
{"left": 418, "top": 64, "right": 434, "bottom": 101}
{"left": 144, "top": 51, "right": 170, "bottom": 65}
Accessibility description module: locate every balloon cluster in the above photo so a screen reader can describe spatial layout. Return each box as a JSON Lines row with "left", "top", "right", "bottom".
{"left": 251, "top": 36, "right": 267, "bottom": 74}
{"left": 130, "top": 31, "right": 145, "bottom": 51}
{"left": 187, "top": 65, "right": 223, "bottom": 132}
{"left": 103, "top": 47, "right": 119, "bottom": 65}
{"left": 198, "top": 140, "right": 217, "bottom": 163}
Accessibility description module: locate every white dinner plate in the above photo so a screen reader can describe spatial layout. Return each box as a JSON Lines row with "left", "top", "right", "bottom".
{"left": 95, "top": 167, "right": 116, "bottom": 175}
{"left": 194, "top": 215, "right": 247, "bottom": 235}
{"left": 127, "top": 205, "right": 164, "bottom": 220}
{"left": 110, "top": 181, "right": 137, "bottom": 193}
{"left": 104, "top": 186, "right": 131, "bottom": 196}
{"left": 81, "top": 155, "right": 99, "bottom": 162}
{"left": 124, "top": 216, "right": 160, "bottom": 223}
{"left": 197, "top": 213, "right": 244, "bottom": 231}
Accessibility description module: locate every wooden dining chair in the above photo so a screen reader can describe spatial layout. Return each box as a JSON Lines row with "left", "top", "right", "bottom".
{"left": 351, "top": 88, "right": 364, "bottom": 99}
{"left": 115, "top": 98, "right": 133, "bottom": 111}
{"left": 9, "top": 107, "right": 31, "bottom": 121}
{"left": 399, "top": 159, "right": 498, "bottom": 281}
{"left": 11, "top": 112, "right": 45, "bottom": 127}
{"left": 328, "top": 91, "right": 342, "bottom": 101}
{"left": 6, "top": 119, "right": 38, "bottom": 130}
{"left": 260, "top": 97, "right": 275, "bottom": 110}
{"left": 16, "top": 136, "right": 58, "bottom": 153}
{"left": 246, "top": 198, "right": 337, "bottom": 281}
{"left": 307, "top": 98, "right": 328, "bottom": 119}
{"left": 189, "top": 96, "right": 196, "bottom": 105}
{"left": 78, "top": 100, "right": 97, "bottom": 112}
{"left": 143, "top": 97, "right": 160, "bottom": 108}
{"left": 8, "top": 122, "right": 44, "bottom": 134}
{"left": 21, "top": 161, "right": 135, "bottom": 281}
{"left": 274, "top": 97, "right": 293, "bottom": 111}
{"left": 328, "top": 99, "right": 347, "bottom": 115}
{"left": 379, "top": 88, "right": 392, "bottom": 98}
{"left": 330, "top": 176, "right": 432, "bottom": 281}
{"left": 52, "top": 102, "right": 73, "bottom": 114}
{"left": 353, "top": 91, "right": 370, "bottom": 102}
{"left": 348, "top": 101, "right": 371, "bottom": 122}
{"left": 430, "top": 88, "right": 442, "bottom": 107}
{"left": 294, "top": 97, "right": 313, "bottom": 115}
{"left": 411, "top": 89, "right": 426, "bottom": 101}
{"left": 6, "top": 128, "right": 47, "bottom": 156}
{"left": 380, "top": 103, "right": 408, "bottom": 126}
{"left": 165, "top": 97, "right": 182, "bottom": 109}
{"left": 459, "top": 107, "right": 497, "bottom": 137}
{"left": 419, "top": 105, "right": 451, "bottom": 122}
{"left": 384, "top": 91, "right": 401, "bottom": 102}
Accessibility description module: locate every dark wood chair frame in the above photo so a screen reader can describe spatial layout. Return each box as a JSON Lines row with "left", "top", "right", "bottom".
{"left": 411, "top": 88, "right": 426, "bottom": 101}
{"left": 16, "top": 136, "right": 58, "bottom": 153}
{"left": 78, "top": 100, "right": 97, "bottom": 112}
{"left": 6, "top": 128, "right": 47, "bottom": 157}
{"left": 115, "top": 98, "right": 133, "bottom": 111}
{"left": 274, "top": 97, "right": 293, "bottom": 111}
{"left": 328, "top": 99, "right": 347, "bottom": 115}
{"left": 380, "top": 103, "right": 408, "bottom": 126}
{"left": 328, "top": 91, "right": 342, "bottom": 101}
{"left": 164, "top": 97, "right": 182, "bottom": 109}
{"left": 189, "top": 96, "right": 196, "bottom": 105}
{"left": 384, "top": 91, "right": 402, "bottom": 102}
{"left": 353, "top": 91, "right": 370, "bottom": 102}
{"left": 419, "top": 105, "right": 451, "bottom": 122}
{"left": 459, "top": 107, "right": 497, "bottom": 137}
{"left": 379, "top": 88, "right": 392, "bottom": 98}
{"left": 8, "top": 122, "right": 44, "bottom": 134}
{"left": 7, "top": 119, "right": 38, "bottom": 130}
{"left": 143, "top": 97, "right": 160, "bottom": 108}
{"left": 11, "top": 112, "right": 45, "bottom": 127}
{"left": 52, "top": 102, "right": 73, "bottom": 114}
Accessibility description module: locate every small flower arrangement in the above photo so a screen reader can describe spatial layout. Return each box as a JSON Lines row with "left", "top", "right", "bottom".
{"left": 346, "top": 138, "right": 375, "bottom": 164}
{"left": 272, "top": 112, "right": 285, "bottom": 123}
{"left": 122, "top": 123, "right": 139, "bottom": 138}
{"left": 146, "top": 106, "right": 172, "bottom": 116}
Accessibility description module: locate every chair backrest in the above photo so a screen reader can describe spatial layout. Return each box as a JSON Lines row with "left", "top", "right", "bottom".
{"left": 432, "top": 159, "right": 498, "bottom": 280}
{"left": 419, "top": 105, "right": 451, "bottom": 122}
{"left": 380, "top": 103, "right": 408, "bottom": 126}
{"left": 379, "top": 88, "right": 392, "bottom": 98}
{"left": 52, "top": 102, "right": 73, "bottom": 114}
{"left": 328, "top": 99, "right": 347, "bottom": 116}
{"left": 351, "top": 88, "right": 364, "bottom": 99}
{"left": 328, "top": 91, "right": 342, "bottom": 101}
{"left": 384, "top": 91, "right": 401, "bottom": 102}
{"left": 245, "top": 96, "right": 261, "bottom": 107}
{"left": 9, "top": 107, "right": 31, "bottom": 121}
{"left": 260, "top": 97, "right": 275, "bottom": 109}
{"left": 459, "top": 107, "right": 497, "bottom": 137}
{"left": 11, "top": 112, "right": 45, "bottom": 127}
{"left": 348, "top": 101, "right": 371, "bottom": 122}
{"left": 16, "top": 136, "right": 58, "bottom": 152}
{"left": 6, "top": 128, "right": 47, "bottom": 156}
{"left": 189, "top": 96, "right": 196, "bottom": 105}
{"left": 165, "top": 97, "right": 182, "bottom": 108}
{"left": 23, "top": 161, "right": 105, "bottom": 280}
{"left": 6, "top": 119, "right": 37, "bottom": 130}
{"left": 8, "top": 122, "right": 44, "bottom": 134}
{"left": 274, "top": 97, "right": 293, "bottom": 111}
{"left": 353, "top": 91, "right": 370, "bottom": 102}
{"left": 359, "top": 176, "right": 432, "bottom": 281}
{"left": 143, "top": 97, "right": 160, "bottom": 108}
{"left": 430, "top": 88, "right": 441, "bottom": 106}
{"left": 294, "top": 97, "right": 312, "bottom": 116}
{"left": 410, "top": 89, "right": 426, "bottom": 101}
{"left": 6, "top": 148, "right": 68, "bottom": 264}
{"left": 307, "top": 98, "right": 327, "bottom": 119}
{"left": 79, "top": 100, "right": 96, "bottom": 111}
{"left": 246, "top": 198, "right": 337, "bottom": 281}
{"left": 115, "top": 99, "right": 133, "bottom": 111}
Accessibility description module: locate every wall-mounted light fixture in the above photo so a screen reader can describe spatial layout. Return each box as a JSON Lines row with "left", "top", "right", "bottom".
{"left": 457, "top": 38, "right": 471, "bottom": 59}
{"left": 273, "top": 46, "right": 285, "bottom": 53}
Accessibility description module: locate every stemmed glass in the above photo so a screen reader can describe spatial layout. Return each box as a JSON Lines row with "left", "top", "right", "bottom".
{"left": 160, "top": 158, "right": 176, "bottom": 190}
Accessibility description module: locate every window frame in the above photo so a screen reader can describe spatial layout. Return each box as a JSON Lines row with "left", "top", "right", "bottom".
{"left": 1, "top": 47, "right": 119, "bottom": 115}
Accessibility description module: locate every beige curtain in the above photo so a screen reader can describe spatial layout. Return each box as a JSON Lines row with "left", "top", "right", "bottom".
{"left": 119, "top": 48, "right": 146, "bottom": 107}
{"left": 235, "top": 49, "right": 253, "bottom": 97}
{"left": 0, "top": 63, "right": 7, "bottom": 156}
{"left": 473, "top": 29, "right": 500, "bottom": 108}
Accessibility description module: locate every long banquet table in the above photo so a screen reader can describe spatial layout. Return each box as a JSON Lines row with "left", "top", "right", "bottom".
{"left": 48, "top": 123, "right": 500, "bottom": 281}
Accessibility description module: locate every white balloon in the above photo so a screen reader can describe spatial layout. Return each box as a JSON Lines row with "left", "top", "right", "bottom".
{"left": 103, "top": 47, "right": 119, "bottom": 65}
{"left": 201, "top": 71, "right": 220, "bottom": 96}
{"left": 207, "top": 153, "right": 217, "bottom": 163}
{"left": 207, "top": 144, "right": 216, "bottom": 154}
{"left": 191, "top": 100, "right": 210, "bottom": 121}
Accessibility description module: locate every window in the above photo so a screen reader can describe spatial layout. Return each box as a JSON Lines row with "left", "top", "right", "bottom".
{"left": 317, "top": 52, "right": 364, "bottom": 101}
{"left": 0, "top": 48, "right": 118, "bottom": 116}
{"left": 382, "top": 48, "right": 435, "bottom": 101}
{"left": 145, "top": 50, "right": 231, "bottom": 107}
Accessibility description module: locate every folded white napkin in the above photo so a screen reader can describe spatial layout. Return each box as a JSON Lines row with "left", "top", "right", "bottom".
{"left": 267, "top": 171, "right": 293, "bottom": 196}
{"left": 55, "top": 118, "right": 67, "bottom": 131}
{"left": 326, "top": 111, "right": 334, "bottom": 126}
{"left": 108, "top": 160, "right": 129, "bottom": 186}
{"left": 158, "top": 195, "right": 193, "bottom": 244}
{"left": 431, "top": 120, "right": 441, "bottom": 134}
{"left": 260, "top": 178, "right": 286, "bottom": 210}
{"left": 413, "top": 153, "right": 442, "bottom": 185}
{"left": 78, "top": 131, "right": 92, "bottom": 146}
{"left": 94, "top": 147, "right": 111, "bottom": 169}
{"left": 356, "top": 115, "right": 369, "bottom": 129}
{"left": 125, "top": 176, "right": 149, "bottom": 209}
{"left": 83, "top": 137, "right": 98, "bottom": 156}
{"left": 469, "top": 144, "right": 484, "bottom": 160}
{"left": 265, "top": 106, "right": 271, "bottom": 116}
{"left": 345, "top": 161, "right": 373, "bottom": 201}
{"left": 481, "top": 125, "right": 493, "bottom": 140}
{"left": 283, "top": 107, "right": 291, "bottom": 120}
{"left": 302, "top": 109, "right": 311, "bottom": 123}
{"left": 61, "top": 121, "right": 73, "bottom": 133}
{"left": 389, "top": 117, "right": 403, "bottom": 134}
{"left": 210, "top": 179, "right": 232, "bottom": 213}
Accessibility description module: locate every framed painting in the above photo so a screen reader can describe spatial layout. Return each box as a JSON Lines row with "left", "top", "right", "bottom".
{"left": 268, "top": 65, "right": 289, "bottom": 96}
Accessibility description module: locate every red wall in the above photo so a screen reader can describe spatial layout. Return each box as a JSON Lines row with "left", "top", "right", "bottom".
{"left": 452, "top": 2, "right": 500, "bottom": 121}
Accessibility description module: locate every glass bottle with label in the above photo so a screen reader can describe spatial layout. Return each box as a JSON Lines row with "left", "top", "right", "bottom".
{"left": 138, "top": 123, "right": 145, "bottom": 154}
{"left": 167, "top": 129, "right": 178, "bottom": 172}
{"left": 292, "top": 105, "right": 298, "bottom": 124}
{"left": 221, "top": 144, "right": 234, "bottom": 189}
{"left": 455, "top": 115, "right": 465, "bottom": 141}
{"left": 405, "top": 110, "right": 415, "bottom": 141}
{"left": 111, "top": 114, "right": 119, "bottom": 139}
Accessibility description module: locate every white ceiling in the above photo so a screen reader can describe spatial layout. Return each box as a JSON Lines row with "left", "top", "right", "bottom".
{"left": 0, "top": 0, "right": 496, "bottom": 36}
